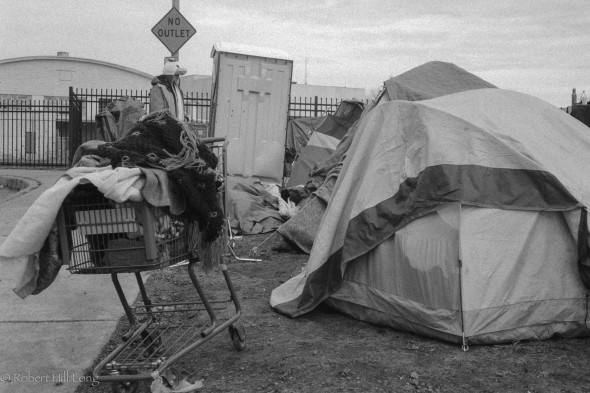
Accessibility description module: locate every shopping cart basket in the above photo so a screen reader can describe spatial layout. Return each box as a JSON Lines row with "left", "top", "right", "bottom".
{"left": 56, "top": 137, "right": 245, "bottom": 392}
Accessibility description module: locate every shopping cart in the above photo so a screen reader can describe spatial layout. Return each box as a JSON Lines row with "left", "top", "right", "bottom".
{"left": 56, "top": 137, "right": 245, "bottom": 392}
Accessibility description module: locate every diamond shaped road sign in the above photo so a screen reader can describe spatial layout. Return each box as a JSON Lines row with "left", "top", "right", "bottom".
{"left": 152, "top": 7, "right": 196, "bottom": 54}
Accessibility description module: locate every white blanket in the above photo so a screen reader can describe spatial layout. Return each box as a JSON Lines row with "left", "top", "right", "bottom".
{"left": 0, "top": 166, "right": 145, "bottom": 298}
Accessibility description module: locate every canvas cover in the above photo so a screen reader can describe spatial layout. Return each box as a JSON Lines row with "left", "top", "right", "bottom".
{"left": 286, "top": 101, "right": 364, "bottom": 188}
{"left": 226, "top": 176, "right": 285, "bottom": 234}
{"left": 95, "top": 97, "right": 146, "bottom": 142}
{"left": 284, "top": 116, "right": 324, "bottom": 177}
{"left": 278, "top": 62, "right": 496, "bottom": 254}
{"left": 285, "top": 117, "right": 346, "bottom": 187}
{"left": 382, "top": 61, "right": 496, "bottom": 102}
{"left": 277, "top": 175, "right": 337, "bottom": 254}
{"left": 271, "top": 88, "right": 590, "bottom": 344}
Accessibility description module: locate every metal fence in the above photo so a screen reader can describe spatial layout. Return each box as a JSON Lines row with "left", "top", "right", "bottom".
{"left": 0, "top": 99, "right": 70, "bottom": 167}
{"left": 69, "top": 88, "right": 212, "bottom": 145}
{"left": 288, "top": 96, "right": 342, "bottom": 120}
{"left": 0, "top": 89, "right": 349, "bottom": 168}
{"left": 70, "top": 88, "right": 150, "bottom": 145}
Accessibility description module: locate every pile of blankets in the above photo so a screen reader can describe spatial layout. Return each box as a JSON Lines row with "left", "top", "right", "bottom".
{"left": 1, "top": 110, "right": 226, "bottom": 298}
{"left": 95, "top": 110, "right": 224, "bottom": 243}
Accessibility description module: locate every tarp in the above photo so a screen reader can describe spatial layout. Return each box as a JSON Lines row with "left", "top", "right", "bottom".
{"left": 285, "top": 119, "right": 343, "bottom": 188}
{"left": 277, "top": 175, "right": 337, "bottom": 254}
{"left": 286, "top": 101, "right": 364, "bottom": 188}
{"left": 271, "top": 88, "right": 590, "bottom": 344}
{"left": 226, "top": 177, "right": 285, "bottom": 234}
{"left": 95, "top": 97, "right": 146, "bottom": 142}
{"left": 284, "top": 116, "right": 324, "bottom": 177}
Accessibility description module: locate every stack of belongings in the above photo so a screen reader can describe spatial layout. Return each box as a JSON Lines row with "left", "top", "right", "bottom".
{"left": 95, "top": 96, "right": 147, "bottom": 142}
{"left": 94, "top": 110, "right": 225, "bottom": 257}
{"left": 1, "top": 109, "right": 225, "bottom": 299}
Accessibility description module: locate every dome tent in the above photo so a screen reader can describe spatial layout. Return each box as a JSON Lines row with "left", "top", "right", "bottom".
{"left": 278, "top": 61, "right": 498, "bottom": 255}
{"left": 271, "top": 88, "right": 590, "bottom": 345}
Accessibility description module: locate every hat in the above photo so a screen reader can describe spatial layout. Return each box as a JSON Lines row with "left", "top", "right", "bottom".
{"left": 162, "top": 60, "right": 187, "bottom": 76}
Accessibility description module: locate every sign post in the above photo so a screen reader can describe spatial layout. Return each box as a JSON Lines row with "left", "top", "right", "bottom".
{"left": 152, "top": 6, "right": 196, "bottom": 59}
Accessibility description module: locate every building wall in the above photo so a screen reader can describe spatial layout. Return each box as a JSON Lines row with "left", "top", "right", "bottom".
{"left": 0, "top": 54, "right": 367, "bottom": 167}
{"left": 0, "top": 54, "right": 153, "bottom": 100}
{"left": 179, "top": 74, "right": 214, "bottom": 95}
{"left": 290, "top": 83, "right": 366, "bottom": 100}
{"left": 179, "top": 74, "right": 367, "bottom": 101}
{"left": 0, "top": 54, "right": 367, "bottom": 102}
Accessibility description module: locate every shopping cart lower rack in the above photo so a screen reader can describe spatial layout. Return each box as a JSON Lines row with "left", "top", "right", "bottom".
{"left": 56, "top": 138, "right": 245, "bottom": 392}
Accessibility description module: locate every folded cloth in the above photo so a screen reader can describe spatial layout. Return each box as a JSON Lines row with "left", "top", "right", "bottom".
{"left": 71, "top": 140, "right": 107, "bottom": 166}
{"left": 1, "top": 166, "right": 145, "bottom": 298}
{"left": 139, "top": 168, "right": 185, "bottom": 215}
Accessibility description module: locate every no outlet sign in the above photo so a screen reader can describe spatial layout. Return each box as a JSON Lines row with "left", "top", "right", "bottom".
{"left": 152, "top": 7, "right": 196, "bottom": 54}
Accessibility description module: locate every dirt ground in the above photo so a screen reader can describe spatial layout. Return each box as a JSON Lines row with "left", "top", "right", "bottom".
{"left": 75, "top": 232, "right": 590, "bottom": 393}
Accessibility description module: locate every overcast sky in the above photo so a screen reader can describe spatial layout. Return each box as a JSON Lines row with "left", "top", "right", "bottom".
{"left": 1, "top": 0, "right": 588, "bottom": 106}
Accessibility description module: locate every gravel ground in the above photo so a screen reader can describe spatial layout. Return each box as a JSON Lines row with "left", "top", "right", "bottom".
{"left": 73, "top": 233, "right": 590, "bottom": 393}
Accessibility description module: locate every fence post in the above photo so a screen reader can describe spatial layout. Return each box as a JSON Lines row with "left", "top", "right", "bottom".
{"left": 314, "top": 96, "right": 318, "bottom": 117}
{"left": 68, "top": 87, "right": 82, "bottom": 166}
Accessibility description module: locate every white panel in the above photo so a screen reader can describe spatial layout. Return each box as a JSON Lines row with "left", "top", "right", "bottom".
{"left": 212, "top": 51, "right": 292, "bottom": 182}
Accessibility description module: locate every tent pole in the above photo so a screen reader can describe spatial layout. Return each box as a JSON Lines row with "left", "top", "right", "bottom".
{"left": 459, "top": 258, "right": 468, "bottom": 351}
{"left": 458, "top": 203, "right": 469, "bottom": 351}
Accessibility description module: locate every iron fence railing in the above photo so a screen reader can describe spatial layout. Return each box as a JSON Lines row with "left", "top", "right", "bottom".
{"left": 0, "top": 99, "right": 70, "bottom": 167}
{"left": 0, "top": 88, "right": 353, "bottom": 167}
{"left": 70, "top": 88, "right": 211, "bottom": 138}
{"left": 288, "top": 96, "right": 342, "bottom": 120}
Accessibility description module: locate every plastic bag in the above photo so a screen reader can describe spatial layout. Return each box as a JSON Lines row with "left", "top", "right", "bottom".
{"left": 150, "top": 371, "right": 204, "bottom": 393}
{"left": 278, "top": 197, "right": 300, "bottom": 219}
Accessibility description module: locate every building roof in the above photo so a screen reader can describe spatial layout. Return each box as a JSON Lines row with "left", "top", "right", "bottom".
{"left": 210, "top": 42, "right": 293, "bottom": 61}
{"left": 0, "top": 55, "right": 153, "bottom": 79}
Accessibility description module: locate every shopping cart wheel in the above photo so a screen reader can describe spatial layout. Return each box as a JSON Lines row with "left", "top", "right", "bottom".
{"left": 111, "top": 379, "right": 139, "bottom": 393}
{"left": 229, "top": 324, "right": 246, "bottom": 351}
{"left": 111, "top": 370, "right": 140, "bottom": 393}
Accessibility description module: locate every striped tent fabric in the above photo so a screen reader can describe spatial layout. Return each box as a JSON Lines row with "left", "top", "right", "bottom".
{"left": 271, "top": 88, "right": 590, "bottom": 345}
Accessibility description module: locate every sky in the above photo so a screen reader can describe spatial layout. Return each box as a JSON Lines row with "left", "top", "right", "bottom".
{"left": 1, "top": 0, "right": 589, "bottom": 107}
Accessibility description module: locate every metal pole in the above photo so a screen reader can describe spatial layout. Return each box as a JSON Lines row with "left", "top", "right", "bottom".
{"left": 172, "top": 0, "right": 180, "bottom": 60}
{"left": 457, "top": 203, "right": 469, "bottom": 351}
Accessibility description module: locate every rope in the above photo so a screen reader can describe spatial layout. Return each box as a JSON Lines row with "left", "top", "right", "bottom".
{"left": 252, "top": 231, "right": 278, "bottom": 257}
{"left": 160, "top": 123, "right": 207, "bottom": 172}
